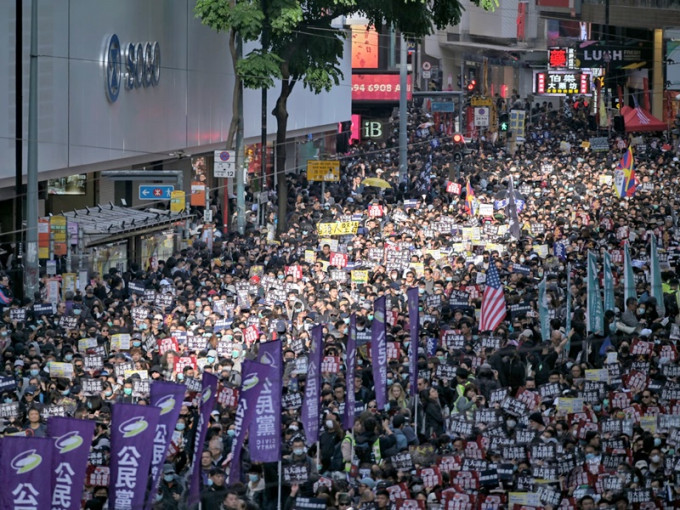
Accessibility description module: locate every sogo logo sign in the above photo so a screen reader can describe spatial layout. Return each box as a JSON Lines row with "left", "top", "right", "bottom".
{"left": 105, "top": 34, "right": 161, "bottom": 103}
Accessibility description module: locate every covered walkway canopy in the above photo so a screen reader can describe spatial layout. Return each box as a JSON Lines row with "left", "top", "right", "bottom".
{"left": 61, "top": 204, "right": 192, "bottom": 247}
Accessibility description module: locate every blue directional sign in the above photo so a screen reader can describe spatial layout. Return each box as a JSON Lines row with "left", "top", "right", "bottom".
{"left": 139, "top": 184, "right": 174, "bottom": 200}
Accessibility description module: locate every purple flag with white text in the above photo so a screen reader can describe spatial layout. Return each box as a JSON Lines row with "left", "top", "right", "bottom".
{"left": 250, "top": 344, "right": 282, "bottom": 463}
{"left": 407, "top": 287, "right": 419, "bottom": 398}
{"left": 301, "top": 325, "right": 323, "bottom": 445}
{"left": 188, "top": 372, "right": 219, "bottom": 505}
{"left": 0, "top": 436, "right": 54, "bottom": 510}
{"left": 228, "top": 360, "right": 271, "bottom": 484}
{"left": 343, "top": 313, "right": 357, "bottom": 430}
{"left": 371, "top": 296, "right": 387, "bottom": 410}
{"left": 110, "top": 403, "right": 161, "bottom": 510}
{"left": 48, "top": 417, "right": 95, "bottom": 510}
{"left": 145, "top": 381, "right": 186, "bottom": 510}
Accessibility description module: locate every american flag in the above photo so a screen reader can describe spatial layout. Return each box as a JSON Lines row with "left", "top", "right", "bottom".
{"left": 480, "top": 259, "right": 507, "bottom": 332}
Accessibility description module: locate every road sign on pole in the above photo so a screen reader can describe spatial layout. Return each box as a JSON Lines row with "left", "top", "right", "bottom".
{"left": 214, "top": 150, "right": 236, "bottom": 178}
{"left": 474, "top": 107, "right": 490, "bottom": 127}
{"left": 139, "top": 185, "right": 174, "bottom": 200}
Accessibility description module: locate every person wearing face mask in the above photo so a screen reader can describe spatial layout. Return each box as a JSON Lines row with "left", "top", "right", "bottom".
{"left": 648, "top": 447, "right": 664, "bottom": 475}
{"left": 246, "top": 465, "right": 265, "bottom": 507}
{"left": 319, "top": 413, "right": 343, "bottom": 473}
{"left": 117, "top": 379, "right": 135, "bottom": 403}
{"left": 157, "top": 463, "right": 184, "bottom": 510}
{"left": 285, "top": 437, "right": 319, "bottom": 496}
{"left": 200, "top": 467, "right": 228, "bottom": 510}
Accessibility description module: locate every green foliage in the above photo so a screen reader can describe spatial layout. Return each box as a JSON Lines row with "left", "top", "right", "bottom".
{"left": 196, "top": 0, "right": 499, "bottom": 95}
{"left": 269, "top": 0, "right": 304, "bottom": 36}
{"left": 237, "top": 50, "right": 284, "bottom": 89}
{"left": 195, "top": 0, "right": 264, "bottom": 41}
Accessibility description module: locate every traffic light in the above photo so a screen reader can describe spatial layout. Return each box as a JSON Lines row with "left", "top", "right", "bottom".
{"left": 452, "top": 133, "right": 465, "bottom": 162}
{"left": 499, "top": 113, "right": 509, "bottom": 132}
{"left": 466, "top": 79, "right": 477, "bottom": 93}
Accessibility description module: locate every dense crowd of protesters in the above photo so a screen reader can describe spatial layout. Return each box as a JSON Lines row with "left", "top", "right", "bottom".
{"left": 1, "top": 94, "right": 680, "bottom": 510}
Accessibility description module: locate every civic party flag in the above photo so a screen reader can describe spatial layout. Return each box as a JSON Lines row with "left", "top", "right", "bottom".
{"left": 343, "top": 314, "right": 357, "bottom": 431}
{"left": 227, "top": 360, "right": 261, "bottom": 484}
{"left": 188, "top": 372, "right": 219, "bottom": 505}
{"left": 465, "top": 180, "right": 478, "bottom": 216}
{"left": 48, "top": 417, "right": 95, "bottom": 510}
{"left": 110, "top": 403, "right": 161, "bottom": 510}
{"left": 624, "top": 241, "right": 637, "bottom": 302}
{"left": 0, "top": 436, "right": 54, "bottom": 510}
{"left": 301, "top": 325, "right": 323, "bottom": 445}
{"left": 603, "top": 252, "right": 616, "bottom": 315}
{"left": 538, "top": 278, "right": 550, "bottom": 342}
{"left": 650, "top": 233, "right": 666, "bottom": 317}
{"left": 371, "top": 296, "right": 388, "bottom": 410}
{"left": 587, "top": 251, "right": 604, "bottom": 334}
{"left": 249, "top": 348, "right": 282, "bottom": 463}
{"left": 145, "top": 381, "right": 186, "bottom": 510}
{"left": 479, "top": 259, "right": 507, "bottom": 332}
{"left": 506, "top": 176, "right": 521, "bottom": 240}
{"left": 407, "top": 287, "right": 419, "bottom": 398}
{"left": 613, "top": 146, "right": 636, "bottom": 198}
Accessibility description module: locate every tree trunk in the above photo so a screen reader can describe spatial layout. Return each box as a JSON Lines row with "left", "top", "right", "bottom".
{"left": 226, "top": 29, "right": 240, "bottom": 151}
{"left": 273, "top": 78, "right": 294, "bottom": 235}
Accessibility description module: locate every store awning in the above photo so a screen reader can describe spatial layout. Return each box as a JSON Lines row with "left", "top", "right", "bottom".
{"left": 61, "top": 204, "right": 192, "bottom": 247}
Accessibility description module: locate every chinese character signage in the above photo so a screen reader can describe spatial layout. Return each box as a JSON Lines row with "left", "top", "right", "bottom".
{"left": 535, "top": 72, "right": 590, "bottom": 95}
{"left": 548, "top": 47, "right": 576, "bottom": 69}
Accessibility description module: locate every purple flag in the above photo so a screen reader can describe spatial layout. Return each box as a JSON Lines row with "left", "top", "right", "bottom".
{"left": 228, "top": 360, "right": 268, "bottom": 484}
{"left": 145, "top": 381, "right": 186, "bottom": 510}
{"left": 188, "top": 372, "right": 219, "bottom": 505}
{"left": 371, "top": 296, "right": 388, "bottom": 410}
{"left": 258, "top": 340, "right": 283, "bottom": 379}
{"left": 250, "top": 343, "right": 282, "bottom": 462}
{"left": 47, "top": 417, "right": 96, "bottom": 510}
{"left": 0, "top": 436, "right": 54, "bottom": 509}
{"left": 110, "top": 403, "right": 161, "bottom": 510}
{"left": 343, "top": 313, "right": 357, "bottom": 430}
{"left": 407, "top": 288, "right": 420, "bottom": 398}
{"left": 301, "top": 325, "right": 323, "bottom": 445}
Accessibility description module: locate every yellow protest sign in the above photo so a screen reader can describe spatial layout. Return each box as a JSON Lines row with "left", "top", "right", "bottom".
{"left": 78, "top": 337, "right": 98, "bottom": 352}
{"left": 585, "top": 368, "right": 608, "bottom": 382}
{"left": 557, "top": 397, "right": 584, "bottom": 414}
{"left": 124, "top": 369, "right": 149, "bottom": 380}
{"left": 316, "top": 221, "right": 360, "bottom": 237}
{"left": 49, "top": 362, "right": 74, "bottom": 379}
{"left": 351, "top": 270, "right": 369, "bottom": 284}
{"left": 640, "top": 415, "right": 657, "bottom": 433}
{"left": 111, "top": 333, "right": 131, "bottom": 351}
{"left": 409, "top": 262, "right": 424, "bottom": 278}
{"left": 307, "top": 160, "right": 340, "bottom": 182}
{"left": 305, "top": 250, "right": 316, "bottom": 264}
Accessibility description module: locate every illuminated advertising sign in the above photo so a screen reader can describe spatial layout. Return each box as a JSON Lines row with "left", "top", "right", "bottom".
{"left": 548, "top": 47, "right": 576, "bottom": 69}
{"left": 351, "top": 25, "right": 379, "bottom": 69}
{"left": 352, "top": 74, "right": 413, "bottom": 102}
{"left": 535, "top": 72, "right": 590, "bottom": 95}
